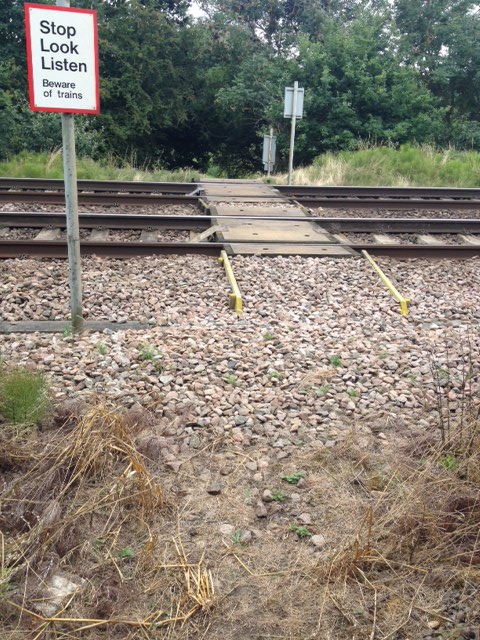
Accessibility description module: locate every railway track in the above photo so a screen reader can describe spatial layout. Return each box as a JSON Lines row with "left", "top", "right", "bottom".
{"left": 2, "top": 177, "right": 480, "bottom": 209}
{"left": 1, "top": 179, "right": 479, "bottom": 259}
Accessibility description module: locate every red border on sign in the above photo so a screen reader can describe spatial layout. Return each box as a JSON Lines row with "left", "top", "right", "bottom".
{"left": 24, "top": 3, "right": 100, "bottom": 115}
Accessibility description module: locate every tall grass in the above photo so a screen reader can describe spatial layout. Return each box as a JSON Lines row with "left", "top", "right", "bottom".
{"left": 2, "top": 144, "right": 479, "bottom": 186}
{"left": 0, "top": 365, "right": 50, "bottom": 426}
{"left": 0, "top": 151, "right": 203, "bottom": 182}
{"left": 273, "top": 144, "right": 480, "bottom": 187}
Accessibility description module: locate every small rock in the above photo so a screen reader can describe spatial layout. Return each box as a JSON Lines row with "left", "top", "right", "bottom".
{"left": 262, "top": 489, "right": 274, "bottom": 503}
{"left": 220, "top": 464, "right": 233, "bottom": 476}
{"left": 427, "top": 621, "right": 441, "bottom": 630}
{"left": 245, "top": 461, "right": 258, "bottom": 472}
{"left": 255, "top": 502, "right": 268, "bottom": 518}
{"left": 219, "top": 524, "right": 235, "bottom": 536}
{"left": 239, "top": 530, "right": 252, "bottom": 543}
{"left": 311, "top": 534, "right": 326, "bottom": 548}
{"left": 299, "top": 513, "right": 312, "bottom": 525}
{"left": 207, "top": 483, "right": 222, "bottom": 496}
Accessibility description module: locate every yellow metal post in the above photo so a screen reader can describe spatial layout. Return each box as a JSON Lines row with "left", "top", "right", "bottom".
{"left": 219, "top": 250, "right": 243, "bottom": 315}
{"left": 362, "top": 250, "right": 410, "bottom": 316}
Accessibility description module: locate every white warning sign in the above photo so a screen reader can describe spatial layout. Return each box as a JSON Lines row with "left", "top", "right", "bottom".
{"left": 24, "top": 3, "right": 100, "bottom": 114}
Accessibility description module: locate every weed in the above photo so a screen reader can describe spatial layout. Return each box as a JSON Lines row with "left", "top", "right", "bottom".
{"left": 139, "top": 344, "right": 157, "bottom": 361}
{"left": 289, "top": 524, "right": 313, "bottom": 538}
{"left": 243, "top": 488, "right": 253, "bottom": 504}
{"left": 232, "top": 531, "right": 242, "bottom": 545}
{"left": 226, "top": 374, "right": 238, "bottom": 387}
{"left": 96, "top": 342, "right": 107, "bottom": 355}
{"left": 263, "top": 331, "right": 274, "bottom": 341}
{"left": 94, "top": 538, "right": 106, "bottom": 549}
{"left": 281, "top": 473, "right": 304, "bottom": 485}
{"left": 268, "top": 370, "right": 284, "bottom": 380}
{"left": 119, "top": 547, "right": 135, "bottom": 559}
{"left": 0, "top": 365, "right": 50, "bottom": 425}
{"left": 347, "top": 388, "right": 358, "bottom": 398}
{"left": 63, "top": 324, "right": 73, "bottom": 338}
{"left": 378, "top": 352, "right": 388, "bottom": 360}
{"left": 273, "top": 490, "right": 287, "bottom": 502}
{"left": 330, "top": 355, "right": 342, "bottom": 367}
{"left": 314, "top": 385, "right": 330, "bottom": 396}
{"left": 439, "top": 453, "right": 459, "bottom": 472}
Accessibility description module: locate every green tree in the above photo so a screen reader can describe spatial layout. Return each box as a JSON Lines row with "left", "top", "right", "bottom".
{"left": 394, "top": 0, "right": 480, "bottom": 147}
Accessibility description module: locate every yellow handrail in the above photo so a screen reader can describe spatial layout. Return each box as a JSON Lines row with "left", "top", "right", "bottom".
{"left": 362, "top": 250, "right": 410, "bottom": 315}
{"left": 219, "top": 250, "right": 243, "bottom": 315}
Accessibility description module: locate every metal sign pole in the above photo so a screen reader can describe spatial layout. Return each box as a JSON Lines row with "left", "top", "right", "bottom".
{"left": 57, "top": 0, "right": 84, "bottom": 332}
{"left": 267, "top": 126, "right": 273, "bottom": 177}
{"left": 287, "top": 81, "right": 298, "bottom": 186}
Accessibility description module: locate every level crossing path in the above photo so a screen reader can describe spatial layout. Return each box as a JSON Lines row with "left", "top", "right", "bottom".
{"left": 198, "top": 181, "right": 355, "bottom": 257}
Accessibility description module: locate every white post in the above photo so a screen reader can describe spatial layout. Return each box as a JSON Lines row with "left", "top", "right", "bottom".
{"left": 57, "top": 0, "right": 84, "bottom": 332}
{"left": 267, "top": 126, "right": 273, "bottom": 178}
{"left": 287, "top": 81, "right": 298, "bottom": 186}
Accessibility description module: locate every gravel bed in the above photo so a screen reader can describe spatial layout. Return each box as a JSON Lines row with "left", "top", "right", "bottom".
{"left": 0, "top": 203, "right": 203, "bottom": 216}
{"left": 1, "top": 227, "right": 195, "bottom": 242}
{"left": 309, "top": 207, "right": 480, "bottom": 219}
{"left": 0, "top": 227, "right": 40, "bottom": 240}
{"left": 1, "top": 254, "right": 479, "bottom": 459}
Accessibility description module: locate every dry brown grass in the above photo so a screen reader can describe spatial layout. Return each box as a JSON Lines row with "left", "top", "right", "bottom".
{"left": 0, "top": 404, "right": 217, "bottom": 638}
{"left": 1, "top": 400, "right": 479, "bottom": 639}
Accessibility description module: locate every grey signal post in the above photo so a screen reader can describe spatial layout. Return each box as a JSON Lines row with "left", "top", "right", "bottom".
{"left": 284, "top": 81, "right": 304, "bottom": 186}
{"left": 263, "top": 127, "right": 276, "bottom": 176}
{"left": 57, "top": 0, "right": 83, "bottom": 332}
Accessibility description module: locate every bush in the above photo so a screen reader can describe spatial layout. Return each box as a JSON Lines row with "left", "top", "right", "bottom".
{"left": 0, "top": 366, "right": 50, "bottom": 426}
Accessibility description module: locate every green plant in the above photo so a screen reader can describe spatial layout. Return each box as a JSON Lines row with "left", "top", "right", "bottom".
{"left": 347, "top": 388, "right": 358, "bottom": 398}
{"left": 232, "top": 531, "right": 242, "bottom": 545}
{"left": 378, "top": 352, "right": 388, "bottom": 360}
{"left": 96, "top": 342, "right": 107, "bottom": 355}
{"left": 263, "top": 331, "right": 274, "bottom": 341}
{"left": 289, "top": 524, "right": 313, "bottom": 538}
{"left": 226, "top": 374, "right": 238, "bottom": 387}
{"left": 281, "top": 473, "right": 304, "bottom": 485}
{"left": 0, "top": 365, "right": 50, "bottom": 425}
{"left": 314, "top": 385, "right": 330, "bottom": 396}
{"left": 119, "top": 547, "right": 135, "bottom": 559}
{"left": 440, "top": 453, "right": 459, "bottom": 472}
{"left": 273, "top": 491, "right": 286, "bottom": 502}
{"left": 244, "top": 489, "right": 253, "bottom": 504}
{"left": 94, "top": 538, "right": 106, "bottom": 549}
{"left": 268, "top": 370, "right": 284, "bottom": 380}
{"left": 63, "top": 323, "right": 73, "bottom": 338}
{"left": 139, "top": 344, "right": 157, "bottom": 361}
{"left": 330, "top": 355, "right": 342, "bottom": 367}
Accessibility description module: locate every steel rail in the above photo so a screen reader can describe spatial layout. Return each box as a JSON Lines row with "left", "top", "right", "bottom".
{"left": 1, "top": 238, "right": 478, "bottom": 259}
{"left": 278, "top": 185, "right": 480, "bottom": 199}
{"left": 0, "top": 240, "right": 220, "bottom": 258}
{"left": 3, "top": 178, "right": 479, "bottom": 200}
{"left": 0, "top": 192, "right": 199, "bottom": 206}
{"left": 0, "top": 177, "right": 196, "bottom": 194}
{"left": 2, "top": 212, "right": 480, "bottom": 233}
{"left": 2, "top": 189, "right": 480, "bottom": 210}
{"left": 0, "top": 212, "right": 208, "bottom": 229}
{"left": 294, "top": 196, "right": 480, "bottom": 210}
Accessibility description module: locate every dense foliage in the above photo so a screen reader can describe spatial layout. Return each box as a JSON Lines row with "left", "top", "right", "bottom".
{"left": 1, "top": 0, "right": 479, "bottom": 175}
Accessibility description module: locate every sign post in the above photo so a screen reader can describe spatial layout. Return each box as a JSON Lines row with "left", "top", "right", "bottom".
{"left": 262, "top": 127, "right": 276, "bottom": 176}
{"left": 284, "top": 82, "right": 304, "bottom": 186}
{"left": 24, "top": 0, "right": 99, "bottom": 332}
